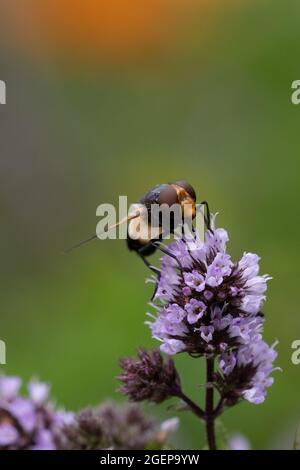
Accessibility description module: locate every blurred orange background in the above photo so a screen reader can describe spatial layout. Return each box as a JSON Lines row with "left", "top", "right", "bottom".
{"left": 1, "top": 0, "right": 218, "bottom": 62}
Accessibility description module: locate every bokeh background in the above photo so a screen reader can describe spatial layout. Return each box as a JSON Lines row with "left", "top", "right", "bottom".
{"left": 0, "top": 0, "right": 299, "bottom": 449}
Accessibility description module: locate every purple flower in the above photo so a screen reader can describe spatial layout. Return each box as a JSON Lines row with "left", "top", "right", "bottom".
{"left": 211, "top": 306, "right": 232, "bottom": 331}
{"left": 0, "top": 375, "right": 73, "bottom": 450}
{"left": 185, "top": 299, "right": 206, "bottom": 324}
{"left": 28, "top": 380, "right": 49, "bottom": 406}
{"left": 199, "top": 325, "right": 214, "bottom": 343}
{"left": 219, "top": 338, "right": 278, "bottom": 405}
{"left": 205, "top": 224, "right": 229, "bottom": 253}
{"left": 152, "top": 254, "right": 180, "bottom": 302}
{"left": 245, "top": 275, "right": 269, "bottom": 295}
{"left": 183, "top": 271, "right": 205, "bottom": 292}
{"left": 168, "top": 240, "right": 193, "bottom": 268}
{"left": 0, "top": 376, "right": 21, "bottom": 400}
{"left": 160, "top": 339, "right": 185, "bottom": 355}
{"left": 206, "top": 253, "right": 232, "bottom": 287}
{"left": 149, "top": 315, "right": 187, "bottom": 339}
{"left": 219, "top": 353, "right": 237, "bottom": 375}
{"left": 182, "top": 286, "right": 192, "bottom": 296}
{"left": 0, "top": 424, "right": 19, "bottom": 447}
{"left": 148, "top": 216, "right": 271, "bottom": 357}
{"left": 227, "top": 316, "right": 262, "bottom": 345}
{"left": 9, "top": 398, "right": 36, "bottom": 433}
{"left": 204, "top": 290, "right": 214, "bottom": 301}
{"left": 31, "top": 430, "right": 56, "bottom": 450}
{"left": 165, "top": 304, "right": 185, "bottom": 323}
{"left": 241, "top": 295, "right": 264, "bottom": 315}
{"left": 238, "top": 252, "right": 260, "bottom": 277}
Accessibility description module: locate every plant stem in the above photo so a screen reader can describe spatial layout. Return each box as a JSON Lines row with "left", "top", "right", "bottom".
{"left": 212, "top": 397, "right": 225, "bottom": 418}
{"left": 205, "top": 357, "right": 216, "bottom": 450}
{"left": 177, "top": 390, "right": 206, "bottom": 420}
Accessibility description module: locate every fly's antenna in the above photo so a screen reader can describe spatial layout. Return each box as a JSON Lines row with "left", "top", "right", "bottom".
{"left": 63, "top": 211, "right": 140, "bottom": 254}
{"left": 63, "top": 234, "right": 98, "bottom": 254}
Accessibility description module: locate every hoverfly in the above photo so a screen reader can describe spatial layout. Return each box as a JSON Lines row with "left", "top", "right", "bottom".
{"left": 65, "top": 180, "right": 211, "bottom": 272}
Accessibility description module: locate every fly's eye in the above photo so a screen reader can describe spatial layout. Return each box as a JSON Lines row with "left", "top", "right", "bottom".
{"left": 172, "top": 180, "right": 196, "bottom": 201}
{"left": 158, "top": 184, "right": 178, "bottom": 206}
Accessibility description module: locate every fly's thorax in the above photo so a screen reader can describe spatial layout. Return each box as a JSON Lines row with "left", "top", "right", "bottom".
{"left": 171, "top": 184, "right": 196, "bottom": 220}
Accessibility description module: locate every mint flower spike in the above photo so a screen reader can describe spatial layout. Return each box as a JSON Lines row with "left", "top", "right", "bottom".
{"left": 148, "top": 215, "right": 272, "bottom": 357}
{"left": 0, "top": 374, "right": 177, "bottom": 450}
{"left": 0, "top": 375, "right": 73, "bottom": 450}
{"left": 218, "top": 339, "right": 279, "bottom": 405}
{"left": 126, "top": 214, "right": 277, "bottom": 450}
{"left": 118, "top": 349, "right": 181, "bottom": 403}
{"left": 58, "top": 401, "right": 179, "bottom": 450}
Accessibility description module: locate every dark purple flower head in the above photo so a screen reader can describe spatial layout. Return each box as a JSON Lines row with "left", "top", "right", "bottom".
{"left": 58, "top": 401, "right": 178, "bottom": 450}
{"left": 0, "top": 375, "right": 73, "bottom": 450}
{"left": 119, "top": 349, "right": 181, "bottom": 403}
{"left": 148, "top": 216, "right": 271, "bottom": 357}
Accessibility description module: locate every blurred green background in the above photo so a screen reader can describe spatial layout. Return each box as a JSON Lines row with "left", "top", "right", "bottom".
{"left": 0, "top": 0, "right": 299, "bottom": 449}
